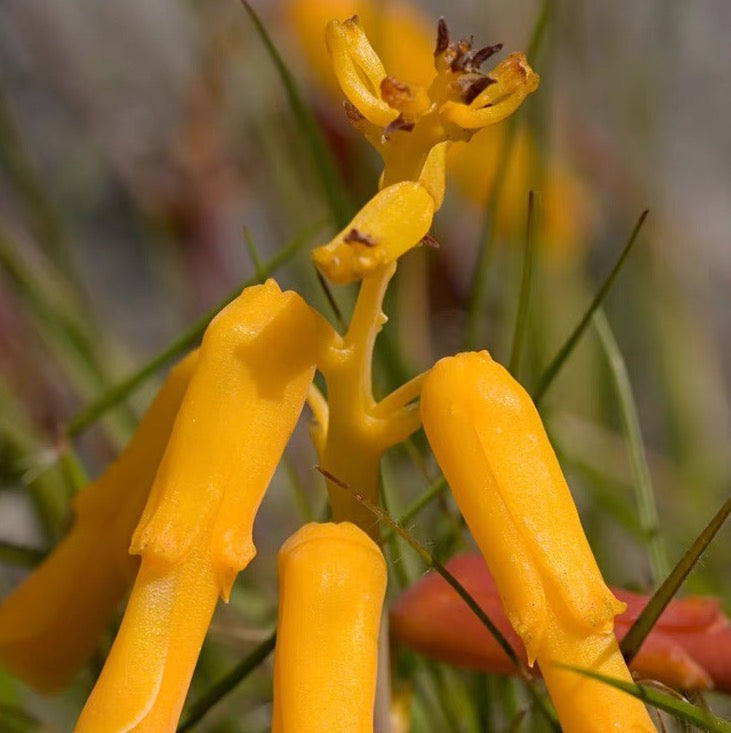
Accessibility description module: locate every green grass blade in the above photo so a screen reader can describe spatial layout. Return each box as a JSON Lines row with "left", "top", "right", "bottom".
{"left": 177, "top": 631, "right": 276, "bottom": 732}
{"left": 463, "top": 1, "right": 550, "bottom": 351}
{"left": 463, "top": 118, "right": 520, "bottom": 351}
{"left": 558, "top": 665, "right": 731, "bottom": 733}
{"left": 0, "top": 88, "right": 80, "bottom": 294}
{"left": 620, "top": 495, "right": 731, "bottom": 664}
{"left": 0, "top": 541, "right": 46, "bottom": 568}
{"left": 532, "top": 209, "right": 648, "bottom": 407}
{"left": 317, "top": 466, "right": 561, "bottom": 731}
{"left": 593, "top": 309, "right": 668, "bottom": 583}
{"left": 66, "top": 225, "right": 314, "bottom": 436}
{"left": 239, "top": 0, "right": 352, "bottom": 229}
{"left": 508, "top": 191, "right": 537, "bottom": 377}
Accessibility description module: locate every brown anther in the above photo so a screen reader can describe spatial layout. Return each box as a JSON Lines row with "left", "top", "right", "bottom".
{"left": 343, "top": 100, "right": 365, "bottom": 124}
{"left": 419, "top": 233, "right": 440, "bottom": 248}
{"left": 435, "top": 18, "right": 449, "bottom": 56}
{"left": 470, "top": 43, "right": 503, "bottom": 69}
{"left": 344, "top": 228, "right": 377, "bottom": 247}
{"left": 384, "top": 115, "right": 415, "bottom": 136}
{"left": 380, "top": 76, "right": 410, "bottom": 105}
{"left": 462, "top": 76, "right": 496, "bottom": 104}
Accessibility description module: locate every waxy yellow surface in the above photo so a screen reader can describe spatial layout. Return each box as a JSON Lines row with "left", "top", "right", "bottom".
{"left": 272, "top": 522, "right": 386, "bottom": 733}
{"left": 0, "top": 351, "right": 196, "bottom": 693}
{"left": 421, "top": 351, "right": 657, "bottom": 732}
{"left": 74, "top": 280, "right": 321, "bottom": 733}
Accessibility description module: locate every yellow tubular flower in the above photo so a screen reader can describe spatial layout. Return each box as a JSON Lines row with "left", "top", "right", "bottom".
{"left": 0, "top": 351, "right": 196, "bottom": 693}
{"left": 271, "top": 522, "right": 387, "bottom": 733}
{"left": 74, "top": 279, "right": 322, "bottom": 733}
{"left": 310, "top": 182, "right": 435, "bottom": 285}
{"left": 420, "top": 351, "right": 658, "bottom": 733}
{"left": 311, "top": 16, "right": 539, "bottom": 284}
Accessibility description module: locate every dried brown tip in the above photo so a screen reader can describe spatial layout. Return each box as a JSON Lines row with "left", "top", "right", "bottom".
{"left": 435, "top": 18, "right": 449, "bottom": 56}
{"left": 419, "top": 233, "right": 440, "bottom": 248}
{"left": 384, "top": 115, "right": 415, "bottom": 136}
{"left": 471, "top": 43, "right": 503, "bottom": 68}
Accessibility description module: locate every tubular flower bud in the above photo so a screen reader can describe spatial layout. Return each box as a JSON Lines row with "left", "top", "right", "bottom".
{"left": 271, "top": 522, "right": 387, "bottom": 733}
{"left": 420, "top": 351, "right": 657, "bottom": 733}
{"left": 0, "top": 352, "right": 196, "bottom": 693}
{"left": 74, "top": 279, "right": 321, "bottom": 733}
{"left": 310, "top": 181, "right": 434, "bottom": 285}
{"left": 311, "top": 16, "right": 538, "bottom": 284}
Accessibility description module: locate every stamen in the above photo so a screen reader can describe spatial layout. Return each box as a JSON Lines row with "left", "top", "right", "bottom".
{"left": 435, "top": 18, "right": 449, "bottom": 56}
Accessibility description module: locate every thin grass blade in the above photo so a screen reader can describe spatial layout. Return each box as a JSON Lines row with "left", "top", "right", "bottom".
{"left": 508, "top": 191, "right": 537, "bottom": 377}
{"left": 620, "top": 496, "right": 731, "bottom": 663}
{"left": 593, "top": 309, "right": 668, "bottom": 583}
{"left": 558, "top": 664, "right": 731, "bottom": 733}
{"left": 239, "top": 0, "right": 352, "bottom": 229}
{"left": 532, "top": 209, "right": 648, "bottom": 407}
{"left": 463, "top": 1, "right": 550, "bottom": 351}
{"left": 0, "top": 541, "right": 46, "bottom": 568}
{"left": 316, "top": 466, "right": 561, "bottom": 731}
{"left": 66, "top": 224, "right": 317, "bottom": 436}
{"left": 177, "top": 631, "right": 277, "bottom": 732}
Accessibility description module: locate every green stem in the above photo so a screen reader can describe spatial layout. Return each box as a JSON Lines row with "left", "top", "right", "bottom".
{"left": 593, "top": 309, "right": 668, "bottom": 583}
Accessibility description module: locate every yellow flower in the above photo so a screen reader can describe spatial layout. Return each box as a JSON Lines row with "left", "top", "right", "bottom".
{"left": 0, "top": 351, "right": 196, "bottom": 693}
{"left": 74, "top": 280, "right": 323, "bottom": 733}
{"left": 420, "top": 351, "right": 657, "bottom": 733}
{"left": 287, "top": 0, "right": 592, "bottom": 258}
{"left": 310, "top": 15, "right": 539, "bottom": 284}
{"left": 282, "top": 0, "right": 436, "bottom": 92}
{"left": 271, "top": 522, "right": 386, "bottom": 733}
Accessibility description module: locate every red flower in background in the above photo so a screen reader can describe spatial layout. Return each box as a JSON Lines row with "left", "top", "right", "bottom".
{"left": 391, "top": 553, "right": 731, "bottom": 693}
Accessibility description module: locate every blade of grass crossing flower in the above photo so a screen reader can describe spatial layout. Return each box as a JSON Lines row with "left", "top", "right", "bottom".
{"left": 0, "top": 542, "right": 45, "bottom": 569}
{"left": 508, "top": 191, "right": 537, "bottom": 377}
{"left": 65, "top": 223, "right": 319, "bottom": 436}
{"left": 316, "top": 466, "right": 561, "bottom": 732}
{"left": 532, "top": 210, "right": 648, "bottom": 407}
{"left": 557, "top": 665, "right": 731, "bottom": 733}
{"left": 0, "top": 701, "right": 42, "bottom": 733}
{"left": 593, "top": 309, "right": 668, "bottom": 583}
{"left": 177, "top": 631, "right": 277, "bottom": 732}
{"left": 239, "top": 0, "right": 352, "bottom": 229}
{"left": 620, "top": 496, "right": 731, "bottom": 664}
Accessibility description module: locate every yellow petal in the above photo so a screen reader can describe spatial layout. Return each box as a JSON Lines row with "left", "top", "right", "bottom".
{"left": 272, "top": 522, "right": 386, "bottom": 733}
{"left": 131, "top": 279, "right": 320, "bottom": 597}
{"left": 326, "top": 17, "right": 398, "bottom": 127}
{"left": 0, "top": 352, "right": 196, "bottom": 693}
{"left": 73, "top": 540, "right": 218, "bottom": 733}
{"left": 311, "top": 181, "right": 434, "bottom": 284}
{"left": 420, "top": 352, "right": 624, "bottom": 653}
{"left": 440, "top": 53, "right": 539, "bottom": 130}
{"left": 421, "top": 351, "right": 657, "bottom": 732}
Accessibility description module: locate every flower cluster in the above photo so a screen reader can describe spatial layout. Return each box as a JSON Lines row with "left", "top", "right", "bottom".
{"left": 0, "top": 14, "right": 668, "bottom": 733}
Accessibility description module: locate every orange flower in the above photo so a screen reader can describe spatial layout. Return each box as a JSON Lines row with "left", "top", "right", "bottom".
{"left": 74, "top": 280, "right": 322, "bottom": 733}
{"left": 0, "top": 352, "right": 196, "bottom": 693}
{"left": 392, "top": 552, "right": 731, "bottom": 693}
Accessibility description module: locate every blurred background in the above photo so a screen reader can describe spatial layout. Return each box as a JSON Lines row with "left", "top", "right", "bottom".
{"left": 0, "top": 0, "right": 729, "bottom": 730}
